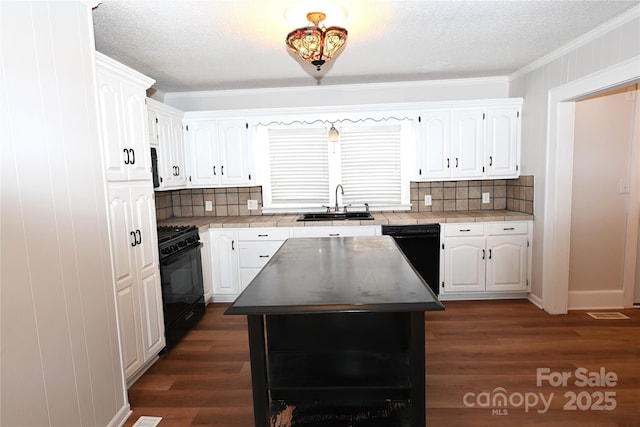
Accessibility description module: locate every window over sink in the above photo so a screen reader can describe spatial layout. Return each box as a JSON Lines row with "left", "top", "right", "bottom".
{"left": 256, "top": 119, "right": 414, "bottom": 213}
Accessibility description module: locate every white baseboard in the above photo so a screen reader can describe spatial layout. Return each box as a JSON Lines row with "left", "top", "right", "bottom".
{"left": 211, "top": 294, "right": 237, "bottom": 303}
{"left": 568, "top": 290, "right": 625, "bottom": 310}
{"left": 528, "top": 293, "right": 543, "bottom": 309}
{"left": 108, "top": 402, "right": 132, "bottom": 427}
{"left": 438, "top": 291, "right": 528, "bottom": 301}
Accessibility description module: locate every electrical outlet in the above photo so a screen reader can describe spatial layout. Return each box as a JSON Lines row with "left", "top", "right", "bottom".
{"left": 247, "top": 199, "right": 258, "bottom": 210}
{"left": 205, "top": 200, "right": 213, "bottom": 211}
{"left": 424, "top": 195, "right": 432, "bottom": 206}
{"left": 482, "top": 192, "right": 491, "bottom": 203}
{"left": 619, "top": 178, "right": 630, "bottom": 194}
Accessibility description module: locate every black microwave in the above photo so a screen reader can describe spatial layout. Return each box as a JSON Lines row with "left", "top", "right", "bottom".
{"left": 150, "top": 147, "right": 160, "bottom": 188}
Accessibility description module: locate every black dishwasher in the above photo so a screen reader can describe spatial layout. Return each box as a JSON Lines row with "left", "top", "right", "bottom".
{"left": 382, "top": 224, "right": 440, "bottom": 296}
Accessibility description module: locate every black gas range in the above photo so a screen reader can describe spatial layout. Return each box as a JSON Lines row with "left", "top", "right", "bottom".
{"left": 157, "top": 225, "right": 205, "bottom": 349}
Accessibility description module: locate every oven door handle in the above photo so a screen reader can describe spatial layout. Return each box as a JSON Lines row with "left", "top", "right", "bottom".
{"left": 160, "top": 242, "right": 203, "bottom": 266}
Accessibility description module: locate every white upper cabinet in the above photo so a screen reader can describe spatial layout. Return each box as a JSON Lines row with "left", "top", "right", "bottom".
{"left": 96, "top": 53, "right": 154, "bottom": 182}
{"left": 147, "top": 99, "right": 187, "bottom": 189}
{"left": 484, "top": 107, "right": 520, "bottom": 178}
{"left": 416, "top": 100, "right": 521, "bottom": 181}
{"left": 184, "top": 119, "right": 252, "bottom": 187}
{"left": 451, "top": 109, "right": 485, "bottom": 179}
{"left": 417, "top": 111, "right": 451, "bottom": 179}
{"left": 217, "top": 120, "right": 251, "bottom": 185}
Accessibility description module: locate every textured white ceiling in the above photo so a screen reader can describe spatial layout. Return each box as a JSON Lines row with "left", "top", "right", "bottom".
{"left": 92, "top": 0, "right": 638, "bottom": 93}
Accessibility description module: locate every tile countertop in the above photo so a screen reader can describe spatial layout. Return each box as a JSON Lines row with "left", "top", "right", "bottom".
{"left": 158, "top": 210, "right": 533, "bottom": 233}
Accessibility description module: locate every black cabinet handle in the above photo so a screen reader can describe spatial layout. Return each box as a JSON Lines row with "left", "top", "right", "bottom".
{"left": 259, "top": 255, "right": 269, "bottom": 258}
{"left": 447, "top": 158, "right": 450, "bottom": 168}
{"left": 329, "top": 233, "right": 340, "bottom": 236}
{"left": 221, "top": 165, "right": 224, "bottom": 175}
{"left": 130, "top": 231, "right": 137, "bottom": 247}
{"left": 489, "top": 156, "right": 493, "bottom": 166}
{"left": 482, "top": 249, "right": 485, "bottom": 260}
{"left": 258, "top": 234, "right": 268, "bottom": 237}
{"left": 176, "top": 166, "right": 180, "bottom": 176}
{"left": 213, "top": 166, "right": 216, "bottom": 175}
{"left": 488, "top": 249, "right": 492, "bottom": 259}
{"left": 503, "top": 227, "right": 515, "bottom": 231}
{"left": 135, "top": 229, "right": 142, "bottom": 245}
{"left": 455, "top": 157, "right": 459, "bottom": 168}
{"left": 231, "top": 240, "right": 235, "bottom": 250}
{"left": 460, "top": 229, "right": 471, "bottom": 232}
{"left": 129, "top": 148, "right": 135, "bottom": 164}
{"left": 123, "top": 149, "right": 130, "bottom": 165}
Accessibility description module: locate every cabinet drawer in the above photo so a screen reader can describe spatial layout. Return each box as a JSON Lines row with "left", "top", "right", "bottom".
{"left": 487, "top": 222, "right": 528, "bottom": 236}
{"left": 443, "top": 223, "right": 484, "bottom": 237}
{"left": 238, "top": 227, "right": 290, "bottom": 241}
{"left": 238, "top": 241, "right": 284, "bottom": 268}
{"left": 291, "top": 226, "right": 378, "bottom": 238}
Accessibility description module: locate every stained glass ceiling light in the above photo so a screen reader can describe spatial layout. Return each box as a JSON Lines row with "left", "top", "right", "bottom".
{"left": 286, "top": 12, "right": 347, "bottom": 71}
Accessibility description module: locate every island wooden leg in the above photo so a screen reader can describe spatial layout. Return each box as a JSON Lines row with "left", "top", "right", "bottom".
{"left": 410, "top": 311, "right": 426, "bottom": 427}
{"left": 247, "top": 315, "right": 270, "bottom": 427}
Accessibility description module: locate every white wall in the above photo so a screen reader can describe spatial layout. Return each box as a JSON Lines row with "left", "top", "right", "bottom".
{"left": 164, "top": 77, "right": 509, "bottom": 111}
{"left": 509, "top": 7, "right": 640, "bottom": 309}
{"left": 0, "top": 2, "right": 128, "bottom": 426}
{"left": 570, "top": 90, "right": 635, "bottom": 294}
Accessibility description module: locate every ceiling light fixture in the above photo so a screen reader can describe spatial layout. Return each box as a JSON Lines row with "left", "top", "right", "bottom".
{"left": 328, "top": 124, "right": 340, "bottom": 142}
{"left": 286, "top": 12, "right": 347, "bottom": 71}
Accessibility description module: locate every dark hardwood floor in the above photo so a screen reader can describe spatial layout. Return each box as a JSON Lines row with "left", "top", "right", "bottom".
{"left": 124, "top": 300, "right": 640, "bottom": 427}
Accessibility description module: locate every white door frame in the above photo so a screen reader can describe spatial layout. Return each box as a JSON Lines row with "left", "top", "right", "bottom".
{"left": 543, "top": 56, "right": 640, "bottom": 314}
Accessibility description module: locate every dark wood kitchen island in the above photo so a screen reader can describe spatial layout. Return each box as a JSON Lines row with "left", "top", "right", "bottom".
{"left": 225, "top": 236, "right": 444, "bottom": 427}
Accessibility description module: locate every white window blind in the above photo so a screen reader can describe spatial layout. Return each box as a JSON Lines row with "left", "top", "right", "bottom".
{"left": 340, "top": 125, "right": 402, "bottom": 205}
{"left": 268, "top": 128, "right": 329, "bottom": 205}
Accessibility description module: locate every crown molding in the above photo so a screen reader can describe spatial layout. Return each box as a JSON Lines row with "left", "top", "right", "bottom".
{"left": 164, "top": 76, "right": 509, "bottom": 101}
{"left": 510, "top": 5, "right": 640, "bottom": 81}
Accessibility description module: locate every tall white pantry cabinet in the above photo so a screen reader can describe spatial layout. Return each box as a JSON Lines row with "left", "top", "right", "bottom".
{"left": 95, "top": 52, "right": 165, "bottom": 384}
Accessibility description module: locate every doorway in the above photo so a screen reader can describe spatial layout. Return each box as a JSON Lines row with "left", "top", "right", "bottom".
{"left": 542, "top": 59, "right": 640, "bottom": 314}
{"left": 569, "top": 86, "right": 638, "bottom": 308}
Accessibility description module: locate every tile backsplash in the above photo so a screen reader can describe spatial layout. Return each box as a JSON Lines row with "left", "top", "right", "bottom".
{"left": 156, "top": 176, "right": 534, "bottom": 221}
{"left": 155, "top": 186, "right": 263, "bottom": 221}
{"left": 410, "top": 175, "right": 534, "bottom": 214}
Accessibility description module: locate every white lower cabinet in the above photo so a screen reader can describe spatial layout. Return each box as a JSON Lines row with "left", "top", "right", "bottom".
{"left": 107, "top": 181, "right": 165, "bottom": 382}
{"left": 238, "top": 227, "right": 291, "bottom": 291}
{"left": 440, "top": 221, "right": 531, "bottom": 298}
{"left": 208, "top": 225, "right": 380, "bottom": 301}
{"left": 210, "top": 229, "right": 240, "bottom": 301}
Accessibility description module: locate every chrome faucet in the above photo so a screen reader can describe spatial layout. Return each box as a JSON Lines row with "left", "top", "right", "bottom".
{"left": 335, "top": 184, "right": 344, "bottom": 212}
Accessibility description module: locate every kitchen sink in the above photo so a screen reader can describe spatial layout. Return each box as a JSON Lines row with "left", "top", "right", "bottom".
{"left": 297, "top": 212, "right": 374, "bottom": 221}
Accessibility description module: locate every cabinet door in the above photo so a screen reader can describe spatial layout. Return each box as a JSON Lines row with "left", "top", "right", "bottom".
{"left": 443, "top": 237, "right": 485, "bottom": 292}
{"left": 147, "top": 110, "right": 159, "bottom": 147}
{"left": 486, "top": 235, "right": 528, "bottom": 291}
{"left": 96, "top": 71, "right": 129, "bottom": 181}
{"left": 186, "top": 121, "right": 220, "bottom": 186}
{"left": 130, "top": 182, "right": 159, "bottom": 275}
{"left": 218, "top": 120, "right": 250, "bottom": 185}
{"left": 156, "top": 111, "right": 178, "bottom": 188}
{"left": 210, "top": 229, "right": 240, "bottom": 295}
{"left": 485, "top": 108, "right": 519, "bottom": 178}
{"left": 132, "top": 184, "right": 165, "bottom": 362}
{"left": 419, "top": 111, "right": 451, "bottom": 179}
{"left": 120, "top": 79, "right": 151, "bottom": 181}
{"left": 106, "top": 184, "right": 143, "bottom": 377}
{"left": 139, "top": 270, "right": 165, "bottom": 358}
{"left": 451, "top": 110, "right": 484, "bottom": 179}
{"left": 170, "top": 115, "right": 187, "bottom": 186}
